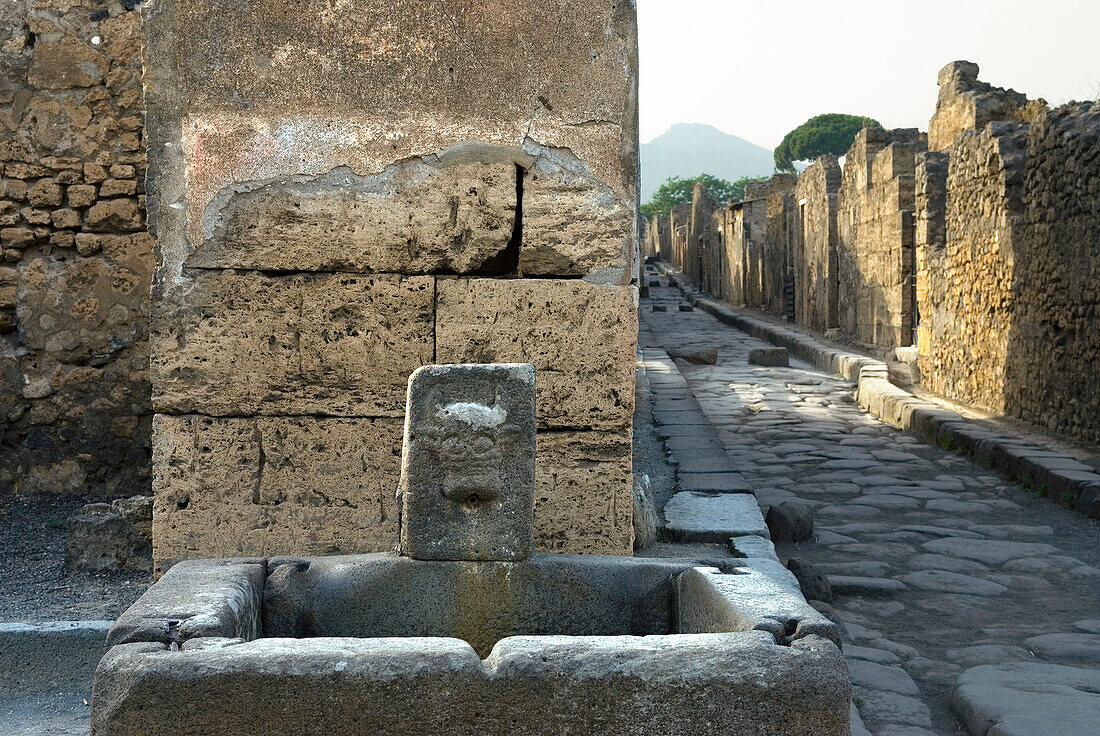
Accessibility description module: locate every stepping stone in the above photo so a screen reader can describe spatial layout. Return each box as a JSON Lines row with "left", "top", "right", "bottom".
{"left": 662, "top": 492, "right": 768, "bottom": 543}
{"left": 1023, "top": 633, "right": 1100, "bottom": 667}
{"left": 677, "top": 471, "right": 752, "bottom": 494}
{"left": 667, "top": 347, "right": 717, "bottom": 364}
{"left": 899, "top": 570, "right": 1007, "bottom": 596}
{"left": 652, "top": 305, "right": 667, "bottom": 312}
{"left": 828, "top": 576, "right": 909, "bottom": 598}
{"left": 921, "top": 538, "right": 1060, "bottom": 566}
{"left": 678, "top": 304, "right": 694, "bottom": 312}
{"left": 847, "top": 659, "right": 920, "bottom": 696}
{"left": 951, "top": 662, "right": 1100, "bottom": 736}
{"left": 668, "top": 452, "right": 736, "bottom": 473}
{"left": 748, "top": 347, "right": 789, "bottom": 367}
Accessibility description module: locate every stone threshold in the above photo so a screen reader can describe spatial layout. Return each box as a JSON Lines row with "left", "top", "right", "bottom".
{"left": 656, "top": 264, "right": 1100, "bottom": 521}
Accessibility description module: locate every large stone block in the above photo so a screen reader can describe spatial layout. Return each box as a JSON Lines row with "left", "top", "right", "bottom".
{"left": 143, "top": 0, "right": 638, "bottom": 289}
{"left": 151, "top": 272, "right": 434, "bottom": 417}
{"left": 399, "top": 364, "right": 536, "bottom": 562}
{"left": 519, "top": 151, "right": 633, "bottom": 280}
{"left": 534, "top": 430, "right": 633, "bottom": 555}
{"left": 435, "top": 278, "right": 637, "bottom": 430}
{"left": 152, "top": 415, "right": 403, "bottom": 571}
{"left": 187, "top": 146, "right": 521, "bottom": 275}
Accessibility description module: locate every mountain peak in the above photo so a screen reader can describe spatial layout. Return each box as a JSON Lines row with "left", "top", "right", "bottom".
{"left": 641, "top": 123, "right": 775, "bottom": 200}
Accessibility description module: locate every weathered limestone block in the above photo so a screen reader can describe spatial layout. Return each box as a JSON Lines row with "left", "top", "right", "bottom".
{"left": 435, "top": 279, "right": 637, "bottom": 431}
{"left": 143, "top": 0, "right": 638, "bottom": 288}
{"left": 188, "top": 147, "right": 521, "bottom": 275}
{"left": 151, "top": 272, "right": 434, "bottom": 417}
{"left": 520, "top": 151, "right": 633, "bottom": 280}
{"left": 534, "top": 430, "right": 633, "bottom": 555}
{"left": 399, "top": 364, "right": 536, "bottom": 562}
{"left": 151, "top": 415, "right": 403, "bottom": 573}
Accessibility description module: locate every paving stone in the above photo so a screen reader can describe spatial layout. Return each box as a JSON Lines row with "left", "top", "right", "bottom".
{"left": 944, "top": 644, "right": 1034, "bottom": 667}
{"left": 847, "top": 659, "right": 921, "bottom": 695}
{"left": 829, "top": 576, "right": 909, "bottom": 598}
{"left": 815, "top": 530, "right": 859, "bottom": 545}
{"left": 854, "top": 689, "right": 932, "bottom": 729}
{"left": 969, "top": 524, "right": 1054, "bottom": 537}
{"left": 899, "top": 570, "right": 1007, "bottom": 596}
{"left": 898, "top": 525, "right": 983, "bottom": 539}
{"left": 951, "top": 662, "right": 1100, "bottom": 736}
{"left": 852, "top": 494, "right": 922, "bottom": 510}
{"left": 1073, "top": 620, "right": 1100, "bottom": 635}
{"left": 817, "top": 561, "right": 893, "bottom": 577}
{"left": 907, "top": 554, "right": 991, "bottom": 575}
{"left": 1023, "top": 633, "right": 1100, "bottom": 667}
{"left": 845, "top": 645, "right": 901, "bottom": 665}
{"left": 921, "top": 539, "right": 1060, "bottom": 567}
{"left": 662, "top": 492, "right": 769, "bottom": 543}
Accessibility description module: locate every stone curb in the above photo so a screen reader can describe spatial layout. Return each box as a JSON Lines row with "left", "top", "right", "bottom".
{"left": 0, "top": 620, "right": 112, "bottom": 694}
{"left": 658, "top": 267, "right": 1100, "bottom": 520}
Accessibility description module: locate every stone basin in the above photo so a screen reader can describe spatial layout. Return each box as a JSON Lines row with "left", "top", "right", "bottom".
{"left": 92, "top": 552, "right": 850, "bottom": 736}
{"left": 94, "top": 365, "right": 850, "bottom": 734}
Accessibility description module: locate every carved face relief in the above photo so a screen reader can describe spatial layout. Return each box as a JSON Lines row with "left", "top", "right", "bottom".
{"left": 418, "top": 391, "right": 521, "bottom": 506}
{"left": 399, "top": 363, "right": 536, "bottom": 562}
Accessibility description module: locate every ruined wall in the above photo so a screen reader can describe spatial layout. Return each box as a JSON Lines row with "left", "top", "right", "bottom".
{"left": 644, "top": 216, "right": 669, "bottom": 261}
{"left": 837, "top": 128, "right": 924, "bottom": 349}
{"left": 1, "top": 0, "right": 151, "bottom": 498}
{"left": 928, "top": 60, "right": 1045, "bottom": 153}
{"left": 916, "top": 124, "right": 1026, "bottom": 412}
{"left": 1008, "top": 102, "right": 1100, "bottom": 441}
{"left": 763, "top": 174, "right": 797, "bottom": 318}
{"left": 144, "top": 0, "right": 639, "bottom": 571}
{"left": 688, "top": 182, "right": 717, "bottom": 294}
{"left": 669, "top": 203, "right": 690, "bottom": 273}
{"left": 796, "top": 155, "right": 841, "bottom": 331}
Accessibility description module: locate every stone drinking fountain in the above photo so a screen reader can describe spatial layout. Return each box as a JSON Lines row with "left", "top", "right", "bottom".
{"left": 92, "top": 364, "right": 850, "bottom": 735}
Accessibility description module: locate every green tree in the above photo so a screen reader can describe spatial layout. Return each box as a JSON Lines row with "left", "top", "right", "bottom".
{"left": 773, "top": 113, "right": 880, "bottom": 172}
{"left": 641, "top": 174, "right": 768, "bottom": 220}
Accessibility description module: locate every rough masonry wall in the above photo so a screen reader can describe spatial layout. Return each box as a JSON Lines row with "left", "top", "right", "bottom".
{"left": 144, "top": 0, "right": 640, "bottom": 571}
{"left": 1007, "top": 103, "right": 1100, "bottom": 442}
{"left": 1, "top": 0, "right": 151, "bottom": 498}
{"left": 837, "top": 128, "right": 924, "bottom": 350}
{"left": 916, "top": 124, "right": 1027, "bottom": 413}
{"left": 795, "top": 156, "right": 841, "bottom": 332}
{"left": 763, "top": 175, "right": 797, "bottom": 318}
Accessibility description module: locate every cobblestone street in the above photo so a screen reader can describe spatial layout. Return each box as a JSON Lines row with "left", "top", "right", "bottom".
{"left": 639, "top": 276, "right": 1100, "bottom": 736}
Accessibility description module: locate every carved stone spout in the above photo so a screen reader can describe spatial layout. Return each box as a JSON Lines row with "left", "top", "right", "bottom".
{"left": 398, "top": 363, "right": 536, "bottom": 561}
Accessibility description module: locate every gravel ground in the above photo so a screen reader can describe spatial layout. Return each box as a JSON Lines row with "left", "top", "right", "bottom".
{"left": 0, "top": 494, "right": 148, "bottom": 622}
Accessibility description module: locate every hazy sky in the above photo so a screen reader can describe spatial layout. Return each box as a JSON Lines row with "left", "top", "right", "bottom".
{"left": 638, "top": 0, "right": 1100, "bottom": 150}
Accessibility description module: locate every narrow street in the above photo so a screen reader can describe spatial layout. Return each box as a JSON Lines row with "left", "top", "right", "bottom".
{"left": 639, "top": 275, "right": 1100, "bottom": 736}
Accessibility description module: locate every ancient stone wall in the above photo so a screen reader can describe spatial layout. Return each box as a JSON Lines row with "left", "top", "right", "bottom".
{"left": 795, "top": 156, "right": 841, "bottom": 331}
{"left": 928, "top": 61, "right": 1045, "bottom": 152}
{"left": 763, "top": 174, "right": 797, "bottom": 318}
{"left": 644, "top": 216, "right": 670, "bottom": 261}
{"left": 143, "top": 0, "right": 639, "bottom": 571}
{"left": 1008, "top": 102, "right": 1100, "bottom": 441}
{"left": 916, "top": 124, "right": 1026, "bottom": 412}
{"left": 669, "top": 203, "right": 690, "bottom": 273}
{"left": 688, "top": 182, "right": 718, "bottom": 294}
{"left": 1, "top": 0, "right": 151, "bottom": 498}
{"left": 837, "top": 127, "right": 925, "bottom": 349}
